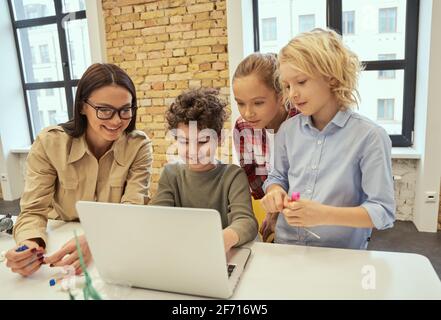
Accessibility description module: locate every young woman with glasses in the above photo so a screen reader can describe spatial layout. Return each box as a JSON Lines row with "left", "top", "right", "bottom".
{"left": 5, "top": 63, "right": 153, "bottom": 277}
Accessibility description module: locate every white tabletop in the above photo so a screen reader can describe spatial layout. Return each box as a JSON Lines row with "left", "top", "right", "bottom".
{"left": 1, "top": 220, "right": 440, "bottom": 300}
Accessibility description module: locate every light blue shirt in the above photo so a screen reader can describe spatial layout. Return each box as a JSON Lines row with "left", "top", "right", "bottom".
{"left": 263, "top": 109, "right": 395, "bottom": 249}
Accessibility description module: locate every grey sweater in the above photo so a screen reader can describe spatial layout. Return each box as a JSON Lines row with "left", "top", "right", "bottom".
{"left": 151, "top": 163, "right": 258, "bottom": 246}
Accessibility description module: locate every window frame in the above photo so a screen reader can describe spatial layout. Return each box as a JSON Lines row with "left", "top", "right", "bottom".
{"left": 7, "top": 0, "right": 86, "bottom": 141}
{"left": 378, "top": 53, "right": 397, "bottom": 79}
{"left": 252, "top": 0, "right": 419, "bottom": 147}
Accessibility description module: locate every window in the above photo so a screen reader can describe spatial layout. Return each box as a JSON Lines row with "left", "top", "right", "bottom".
{"left": 8, "top": 0, "right": 90, "bottom": 140}
{"left": 253, "top": 0, "right": 419, "bottom": 147}
{"left": 43, "top": 78, "right": 54, "bottom": 96}
{"left": 299, "top": 14, "right": 315, "bottom": 33}
{"left": 24, "top": 4, "right": 47, "bottom": 19}
{"left": 378, "top": 54, "right": 396, "bottom": 79}
{"left": 48, "top": 110, "right": 57, "bottom": 125}
{"left": 30, "top": 46, "right": 36, "bottom": 63}
{"left": 39, "top": 44, "right": 50, "bottom": 63}
{"left": 11, "top": 0, "right": 55, "bottom": 20}
{"left": 262, "top": 17, "right": 277, "bottom": 41}
{"left": 38, "top": 110, "right": 44, "bottom": 125}
{"left": 342, "top": 10, "right": 354, "bottom": 35}
{"left": 377, "top": 99, "right": 395, "bottom": 121}
{"left": 379, "top": 7, "right": 397, "bottom": 33}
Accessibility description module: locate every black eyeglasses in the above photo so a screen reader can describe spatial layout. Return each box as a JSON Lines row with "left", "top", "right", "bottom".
{"left": 84, "top": 100, "right": 137, "bottom": 120}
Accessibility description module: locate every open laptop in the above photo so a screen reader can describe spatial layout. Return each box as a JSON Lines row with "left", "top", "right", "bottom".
{"left": 75, "top": 201, "right": 252, "bottom": 299}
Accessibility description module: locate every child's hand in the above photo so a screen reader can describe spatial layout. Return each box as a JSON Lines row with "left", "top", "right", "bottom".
{"left": 261, "top": 185, "right": 288, "bottom": 213}
{"left": 259, "top": 212, "right": 278, "bottom": 242}
{"left": 282, "top": 198, "right": 329, "bottom": 227}
{"left": 223, "top": 228, "right": 239, "bottom": 253}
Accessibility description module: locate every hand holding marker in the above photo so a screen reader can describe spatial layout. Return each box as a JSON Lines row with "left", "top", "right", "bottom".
{"left": 0, "top": 245, "right": 28, "bottom": 262}
{"left": 289, "top": 192, "right": 321, "bottom": 239}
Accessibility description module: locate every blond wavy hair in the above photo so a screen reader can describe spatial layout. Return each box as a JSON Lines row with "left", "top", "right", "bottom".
{"left": 278, "top": 28, "right": 363, "bottom": 109}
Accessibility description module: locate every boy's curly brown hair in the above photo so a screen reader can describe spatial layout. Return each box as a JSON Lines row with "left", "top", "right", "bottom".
{"left": 166, "top": 88, "right": 228, "bottom": 136}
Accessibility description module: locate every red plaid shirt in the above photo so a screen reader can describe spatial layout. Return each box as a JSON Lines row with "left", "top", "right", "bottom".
{"left": 233, "top": 108, "right": 299, "bottom": 199}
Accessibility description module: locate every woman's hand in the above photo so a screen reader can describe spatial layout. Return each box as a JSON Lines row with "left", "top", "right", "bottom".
{"left": 5, "top": 239, "right": 46, "bottom": 277}
{"left": 282, "top": 198, "right": 329, "bottom": 227}
{"left": 261, "top": 185, "right": 288, "bottom": 214}
{"left": 44, "top": 235, "right": 92, "bottom": 275}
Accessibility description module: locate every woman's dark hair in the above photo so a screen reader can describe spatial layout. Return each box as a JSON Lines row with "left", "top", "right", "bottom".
{"left": 166, "top": 88, "right": 228, "bottom": 136}
{"left": 60, "top": 63, "right": 137, "bottom": 137}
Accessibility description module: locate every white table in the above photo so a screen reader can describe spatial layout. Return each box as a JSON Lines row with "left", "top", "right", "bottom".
{"left": 1, "top": 221, "right": 440, "bottom": 300}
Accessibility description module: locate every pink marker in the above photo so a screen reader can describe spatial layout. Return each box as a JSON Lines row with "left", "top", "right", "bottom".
{"left": 289, "top": 191, "right": 321, "bottom": 239}
{"left": 291, "top": 192, "right": 300, "bottom": 201}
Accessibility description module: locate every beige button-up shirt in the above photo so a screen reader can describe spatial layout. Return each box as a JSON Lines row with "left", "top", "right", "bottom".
{"left": 13, "top": 126, "right": 153, "bottom": 246}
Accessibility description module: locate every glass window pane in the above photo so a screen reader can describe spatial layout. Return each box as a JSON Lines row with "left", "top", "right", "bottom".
{"left": 65, "top": 19, "right": 91, "bottom": 79}
{"left": 258, "top": 0, "right": 326, "bottom": 54}
{"left": 342, "top": 0, "right": 406, "bottom": 61}
{"left": 377, "top": 98, "right": 395, "bottom": 120}
{"left": 62, "top": 0, "right": 86, "bottom": 13}
{"left": 11, "top": 0, "right": 55, "bottom": 20}
{"left": 357, "top": 70, "right": 404, "bottom": 135}
{"left": 27, "top": 88, "right": 68, "bottom": 137}
{"left": 18, "top": 24, "right": 63, "bottom": 83}
{"left": 343, "top": 11, "right": 355, "bottom": 35}
{"left": 379, "top": 7, "right": 397, "bottom": 33}
{"left": 298, "top": 14, "right": 315, "bottom": 33}
{"left": 262, "top": 17, "right": 277, "bottom": 41}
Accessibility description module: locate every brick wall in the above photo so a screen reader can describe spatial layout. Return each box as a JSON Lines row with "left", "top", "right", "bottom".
{"left": 102, "top": 0, "right": 229, "bottom": 195}
{"left": 392, "top": 159, "right": 417, "bottom": 221}
{"left": 392, "top": 160, "right": 440, "bottom": 228}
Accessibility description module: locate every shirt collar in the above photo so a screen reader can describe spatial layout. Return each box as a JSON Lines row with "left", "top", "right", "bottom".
{"left": 331, "top": 108, "right": 353, "bottom": 128}
{"left": 67, "top": 134, "right": 88, "bottom": 164}
{"left": 67, "top": 132, "right": 127, "bottom": 166}
{"left": 300, "top": 108, "right": 353, "bottom": 130}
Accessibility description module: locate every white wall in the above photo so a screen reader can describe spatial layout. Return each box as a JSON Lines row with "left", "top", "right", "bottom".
{"left": 226, "top": 0, "right": 254, "bottom": 164}
{"left": 0, "top": 1, "right": 31, "bottom": 200}
{"left": 413, "top": 0, "right": 441, "bottom": 232}
{"left": 85, "top": 0, "right": 107, "bottom": 64}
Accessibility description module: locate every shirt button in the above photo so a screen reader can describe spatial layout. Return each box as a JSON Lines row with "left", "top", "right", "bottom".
{"left": 311, "top": 165, "right": 317, "bottom": 170}
{"left": 305, "top": 189, "right": 312, "bottom": 194}
{"left": 317, "top": 140, "right": 323, "bottom": 145}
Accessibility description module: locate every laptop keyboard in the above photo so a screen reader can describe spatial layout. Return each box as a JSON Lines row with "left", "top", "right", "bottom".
{"left": 227, "top": 264, "right": 236, "bottom": 277}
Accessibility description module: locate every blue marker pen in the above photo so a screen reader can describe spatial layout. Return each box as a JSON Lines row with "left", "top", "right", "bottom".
{"left": 15, "top": 245, "right": 29, "bottom": 252}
